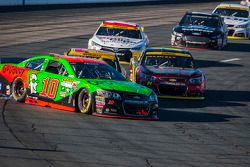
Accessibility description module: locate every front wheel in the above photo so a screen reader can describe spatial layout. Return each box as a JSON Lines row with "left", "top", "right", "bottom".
{"left": 77, "top": 89, "right": 93, "bottom": 114}
{"left": 12, "top": 77, "right": 27, "bottom": 102}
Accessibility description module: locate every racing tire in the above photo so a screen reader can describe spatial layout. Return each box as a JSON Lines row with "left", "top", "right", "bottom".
{"left": 77, "top": 88, "right": 93, "bottom": 114}
{"left": 12, "top": 77, "right": 27, "bottom": 102}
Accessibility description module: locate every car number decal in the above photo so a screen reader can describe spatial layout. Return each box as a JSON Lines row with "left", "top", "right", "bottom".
{"left": 40, "top": 78, "right": 59, "bottom": 99}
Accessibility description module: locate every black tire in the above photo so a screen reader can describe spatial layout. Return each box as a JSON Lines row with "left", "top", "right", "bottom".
{"left": 77, "top": 89, "right": 92, "bottom": 114}
{"left": 12, "top": 77, "right": 27, "bottom": 102}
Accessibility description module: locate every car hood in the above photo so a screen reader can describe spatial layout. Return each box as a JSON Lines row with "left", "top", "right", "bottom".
{"left": 92, "top": 35, "right": 143, "bottom": 49}
{"left": 83, "top": 79, "right": 152, "bottom": 96}
{"left": 223, "top": 16, "right": 249, "bottom": 26}
{"left": 144, "top": 66, "right": 202, "bottom": 78}
{"left": 175, "top": 25, "right": 217, "bottom": 36}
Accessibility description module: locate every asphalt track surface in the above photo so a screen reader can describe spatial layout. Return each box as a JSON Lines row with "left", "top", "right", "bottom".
{"left": 0, "top": 1, "right": 250, "bottom": 167}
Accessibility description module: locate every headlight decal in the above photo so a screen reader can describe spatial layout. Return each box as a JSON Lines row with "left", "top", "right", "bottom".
{"left": 149, "top": 92, "right": 158, "bottom": 102}
{"left": 236, "top": 24, "right": 247, "bottom": 29}
{"left": 96, "top": 89, "right": 121, "bottom": 100}
{"left": 140, "top": 72, "right": 158, "bottom": 82}
{"left": 188, "top": 76, "right": 203, "bottom": 85}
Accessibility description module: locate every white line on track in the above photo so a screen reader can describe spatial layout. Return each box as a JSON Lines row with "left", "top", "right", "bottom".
{"left": 220, "top": 58, "right": 241, "bottom": 63}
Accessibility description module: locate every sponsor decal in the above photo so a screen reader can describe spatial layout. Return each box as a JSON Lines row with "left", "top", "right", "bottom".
{"left": 60, "top": 79, "right": 79, "bottom": 95}
{"left": 96, "top": 101, "right": 105, "bottom": 106}
{"left": 6, "top": 85, "right": 10, "bottom": 95}
{"left": 30, "top": 74, "right": 38, "bottom": 94}
{"left": 2, "top": 65, "right": 25, "bottom": 75}
{"left": 137, "top": 108, "right": 149, "bottom": 116}
{"left": 96, "top": 107, "right": 103, "bottom": 114}
{"left": 96, "top": 96, "right": 105, "bottom": 103}
{"left": 61, "top": 82, "right": 73, "bottom": 88}
{"left": 107, "top": 100, "right": 115, "bottom": 105}
{"left": 192, "top": 32, "right": 201, "bottom": 36}
{"left": 169, "top": 78, "right": 177, "bottom": 82}
{"left": 60, "top": 91, "right": 66, "bottom": 97}
{"left": 147, "top": 81, "right": 152, "bottom": 86}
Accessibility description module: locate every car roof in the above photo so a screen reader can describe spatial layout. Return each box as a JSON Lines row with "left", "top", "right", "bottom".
{"left": 145, "top": 48, "right": 192, "bottom": 57}
{"left": 186, "top": 11, "right": 220, "bottom": 17}
{"left": 66, "top": 48, "right": 117, "bottom": 60}
{"left": 49, "top": 54, "right": 106, "bottom": 64}
{"left": 101, "top": 20, "right": 140, "bottom": 29}
{"left": 216, "top": 3, "right": 249, "bottom": 10}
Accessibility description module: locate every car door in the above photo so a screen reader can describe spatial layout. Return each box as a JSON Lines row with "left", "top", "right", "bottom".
{"left": 34, "top": 59, "right": 70, "bottom": 102}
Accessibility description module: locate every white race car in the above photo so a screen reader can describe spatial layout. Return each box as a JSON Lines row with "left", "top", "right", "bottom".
{"left": 88, "top": 20, "right": 149, "bottom": 63}
{"left": 240, "top": 0, "right": 250, "bottom": 7}
{"left": 213, "top": 4, "right": 250, "bottom": 39}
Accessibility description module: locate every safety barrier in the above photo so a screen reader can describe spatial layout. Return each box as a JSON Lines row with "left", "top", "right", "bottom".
{"left": 0, "top": 0, "right": 238, "bottom": 6}
{"left": 0, "top": 0, "right": 151, "bottom": 6}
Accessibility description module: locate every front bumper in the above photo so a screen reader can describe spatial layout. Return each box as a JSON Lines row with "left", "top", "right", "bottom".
{"left": 158, "top": 95, "right": 205, "bottom": 100}
{"left": 171, "top": 34, "right": 223, "bottom": 49}
{"left": 139, "top": 79, "right": 205, "bottom": 100}
{"left": 227, "top": 27, "right": 249, "bottom": 39}
{"left": 93, "top": 93, "right": 159, "bottom": 120}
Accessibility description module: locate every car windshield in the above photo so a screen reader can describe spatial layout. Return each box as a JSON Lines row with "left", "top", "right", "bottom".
{"left": 214, "top": 8, "right": 249, "bottom": 18}
{"left": 180, "top": 14, "right": 220, "bottom": 28}
{"left": 143, "top": 54, "right": 195, "bottom": 68}
{"left": 96, "top": 26, "right": 142, "bottom": 39}
{"left": 71, "top": 62, "right": 126, "bottom": 81}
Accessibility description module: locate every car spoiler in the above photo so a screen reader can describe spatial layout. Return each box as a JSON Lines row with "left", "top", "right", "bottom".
{"left": 0, "top": 58, "right": 27, "bottom": 64}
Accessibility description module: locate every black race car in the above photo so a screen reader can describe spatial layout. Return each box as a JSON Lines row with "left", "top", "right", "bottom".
{"left": 171, "top": 12, "right": 228, "bottom": 49}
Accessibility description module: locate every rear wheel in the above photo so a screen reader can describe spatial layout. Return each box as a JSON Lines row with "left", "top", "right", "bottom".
{"left": 12, "top": 77, "right": 27, "bottom": 102}
{"left": 77, "top": 89, "right": 92, "bottom": 114}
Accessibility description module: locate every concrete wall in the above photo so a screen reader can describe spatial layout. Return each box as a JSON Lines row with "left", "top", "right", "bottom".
{"left": 0, "top": 0, "right": 152, "bottom": 6}
{"left": 0, "top": 0, "right": 23, "bottom": 6}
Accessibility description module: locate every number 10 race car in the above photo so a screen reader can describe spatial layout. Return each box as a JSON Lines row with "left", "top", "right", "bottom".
{"left": 0, "top": 55, "right": 158, "bottom": 120}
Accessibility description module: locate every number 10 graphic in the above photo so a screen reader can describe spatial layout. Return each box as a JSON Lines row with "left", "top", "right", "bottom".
{"left": 40, "top": 78, "right": 59, "bottom": 99}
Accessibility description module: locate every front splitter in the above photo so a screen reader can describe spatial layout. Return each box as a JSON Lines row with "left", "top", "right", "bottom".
{"left": 93, "top": 113, "right": 159, "bottom": 120}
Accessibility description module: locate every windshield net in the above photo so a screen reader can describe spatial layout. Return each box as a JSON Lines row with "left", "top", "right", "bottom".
{"left": 71, "top": 62, "right": 126, "bottom": 81}
{"left": 214, "top": 8, "right": 249, "bottom": 18}
{"left": 96, "top": 27, "right": 142, "bottom": 39}
{"left": 180, "top": 14, "right": 220, "bottom": 28}
{"left": 143, "top": 55, "right": 195, "bottom": 68}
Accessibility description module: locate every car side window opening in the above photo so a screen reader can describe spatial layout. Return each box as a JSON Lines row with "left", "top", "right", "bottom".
{"left": 25, "top": 58, "right": 45, "bottom": 71}
{"left": 45, "top": 60, "right": 68, "bottom": 76}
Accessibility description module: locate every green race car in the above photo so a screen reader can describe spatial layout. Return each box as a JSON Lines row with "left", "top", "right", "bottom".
{"left": 0, "top": 55, "right": 158, "bottom": 120}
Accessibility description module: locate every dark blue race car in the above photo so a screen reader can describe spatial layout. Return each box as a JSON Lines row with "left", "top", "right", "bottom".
{"left": 171, "top": 12, "right": 228, "bottom": 49}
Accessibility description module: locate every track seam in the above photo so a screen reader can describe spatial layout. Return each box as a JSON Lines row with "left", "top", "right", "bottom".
{"left": 1, "top": 99, "right": 58, "bottom": 167}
